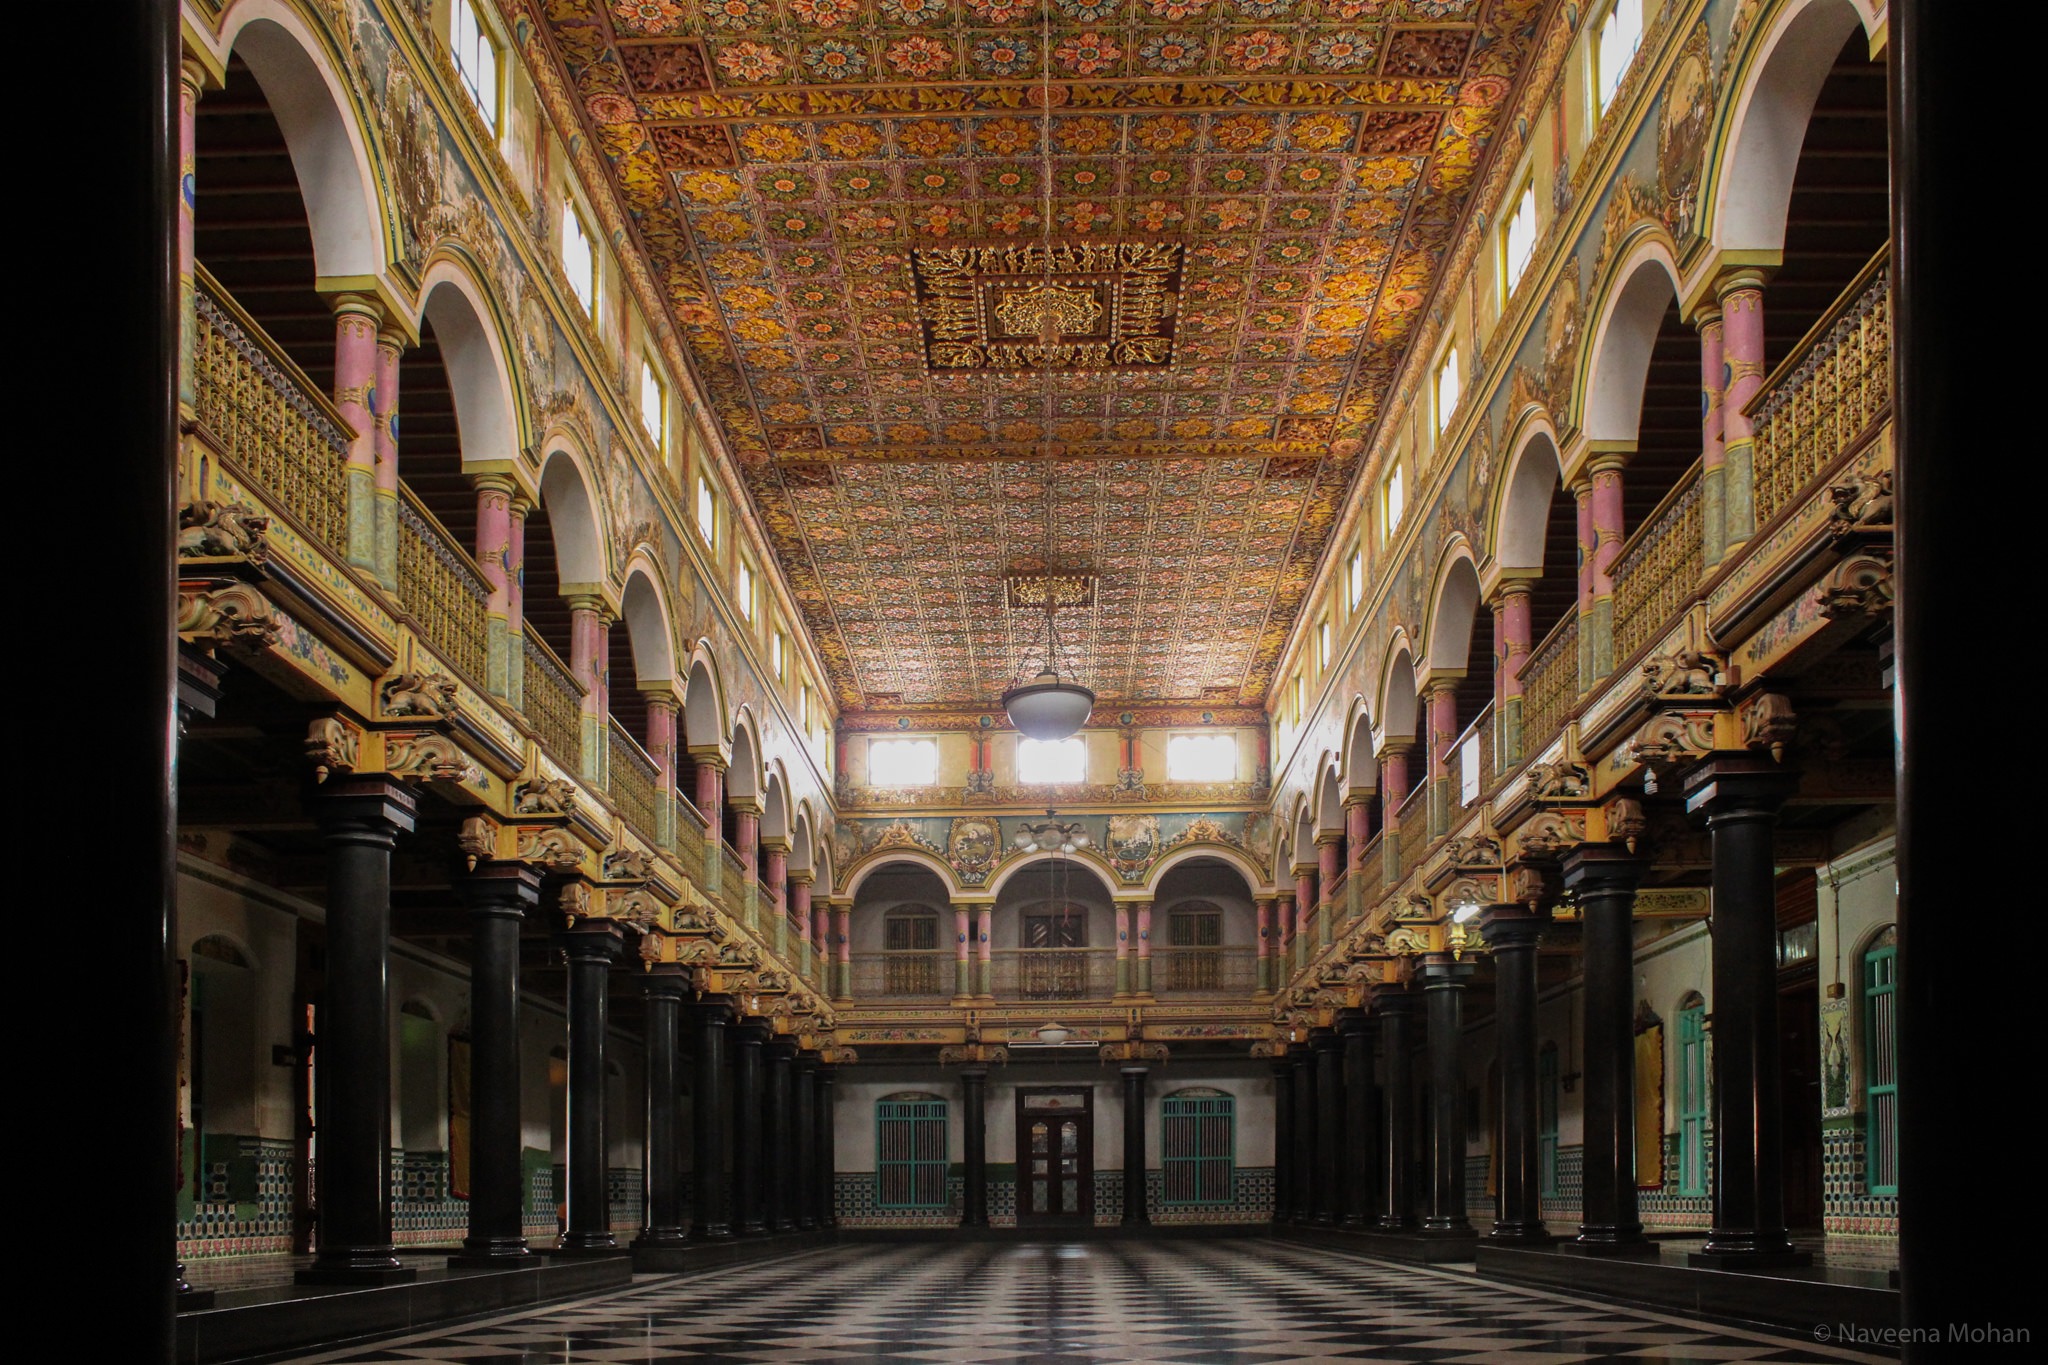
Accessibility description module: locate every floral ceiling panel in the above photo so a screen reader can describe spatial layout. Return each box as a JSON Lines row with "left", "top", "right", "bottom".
{"left": 526, "top": 0, "right": 1550, "bottom": 711}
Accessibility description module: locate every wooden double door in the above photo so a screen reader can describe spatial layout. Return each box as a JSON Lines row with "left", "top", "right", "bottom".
{"left": 1015, "top": 1087, "right": 1092, "bottom": 1226}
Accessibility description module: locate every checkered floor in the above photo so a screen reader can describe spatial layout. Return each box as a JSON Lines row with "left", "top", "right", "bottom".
{"left": 284, "top": 1240, "right": 1891, "bottom": 1364}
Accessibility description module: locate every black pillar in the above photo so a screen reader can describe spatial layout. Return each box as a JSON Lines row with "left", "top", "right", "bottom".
{"left": 765, "top": 1041, "right": 795, "bottom": 1232}
{"left": 794, "top": 1057, "right": 818, "bottom": 1230}
{"left": 633, "top": 972, "right": 689, "bottom": 1248}
{"left": 733, "top": 1023, "right": 767, "bottom": 1235}
{"left": 1560, "top": 842, "right": 1649, "bottom": 1253}
{"left": 1339, "top": 1016, "right": 1379, "bottom": 1229}
{"left": 1421, "top": 956, "right": 1475, "bottom": 1235}
{"left": 1483, "top": 909, "right": 1551, "bottom": 1244}
{"left": 1270, "top": 1059, "right": 1293, "bottom": 1224}
{"left": 1121, "top": 1065, "right": 1150, "bottom": 1226}
{"left": 961, "top": 1067, "right": 989, "bottom": 1227}
{"left": 815, "top": 1067, "right": 837, "bottom": 1228}
{"left": 1290, "top": 1048, "right": 1316, "bottom": 1222}
{"left": 1684, "top": 754, "right": 1808, "bottom": 1268}
{"left": 1313, "top": 1034, "right": 1343, "bottom": 1226}
{"left": 80, "top": 0, "right": 178, "bottom": 1350}
{"left": 557, "top": 921, "right": 623, "bottom": 1253}
{"left": 454, "top": 862, "right": 542, "bottom": 1266}
{"left": 1378, "top": 993, "right": 1417, "bottom": 1231}
{"left": 690, "top": 1000, "right": 734, "bottom": 1239}
{"left": 300, "top": 778, "right": 417, "bottom": 1283}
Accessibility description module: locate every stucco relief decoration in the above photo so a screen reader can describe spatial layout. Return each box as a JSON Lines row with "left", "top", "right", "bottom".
{"left": 381, "top": 58, "right": 444, "bottom": 266}
{"left": 1591, "top": 175, "right": 1664, "bottom": 284}
{"left": 1107, "top": 814, "right": 1161, "bottom": 882}
{"left": 947, "top": 816, "right": 998, "bottom": 885}
{"left": 1656, "top": 22, "right": 1715, "bottom": 242}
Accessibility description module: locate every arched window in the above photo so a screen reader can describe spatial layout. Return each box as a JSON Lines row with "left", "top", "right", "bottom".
{"left": 1863, "top": 927, "right": 1898, "bottom": 1196}
{"left": 1676, "top": 993, "right": 1709, "bottom": 1197}
{"left": 883, "top": 905, "right": 943, "bottom": 996}
{"left": 1161, "top": 1088, "right": 1235, "bottom": 1206}
{"left": 876, "top": 1093, "right": 949, "bottom": 1209}
{"left": 1538, "top": 1043, "right": 1560, "bottom": 1199}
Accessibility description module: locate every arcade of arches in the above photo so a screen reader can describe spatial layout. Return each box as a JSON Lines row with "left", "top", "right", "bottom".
{"left": 108, "top": 0, "right": 2001, "bottom": 1360}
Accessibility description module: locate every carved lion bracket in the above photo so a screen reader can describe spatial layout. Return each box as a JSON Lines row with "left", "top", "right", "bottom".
{"left": 1816, "top": 550, "right": 1895, "bottom": 621}
{"left": 179, "top": 580, "right": 280, "bottom": 652}
{"left": 385, "top": 730, "right": 481, "bottom": 786}
{"left": 178, "top": 499, "right": 270, "bottom": 565}
{"left": 513, "top": 774, "right": 577, "bottom": 818}
{"left": 380, "top": 671, "right": 458, "bottom": 719}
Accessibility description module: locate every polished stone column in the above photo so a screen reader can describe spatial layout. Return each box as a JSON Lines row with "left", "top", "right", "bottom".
{"left": 690, "top": 1000, "right": 733, "bottom": 1239}
{"left": 1314, "top": 1033, "right": 1344, "bottom": 1225}
{"left": 1684, "top": 753, "right": 1808, "bottom": 1268}
{"left": 1121, "top": 1064, "right": 1150, "bottom": 1225}
{"left": 633, "top": 969, "right": 690, "bottom": 1249}
{"left": 1270, "top": 1058, "right": 1294, "bottom": 1223}
{"left": 1291, "top": 1048, "right": 1317, "bottom": 1222}
{"left": 961, "top": 1067, "right": 989, "bottom": 1227}
{"left": 1560, "top": 842, "right": 1650, "bottom": 1253}
{"left": 765, "top": 1040, "right": 795, "bottom": 1233}
{"left": 1339, "top": 1015, "right": 1380, "bottom": 1229}
{"left": 1482, "top": 908, "right": 1552, "bottom": 1244}
{"left": 557, "top": 920, "right": 624, "bottom": 1253}
{"left": 301, "top": 778, "right": 417, "bottom": 1284}
{"left": 794, "top": 1057, "right": 818, "bottom": 1230}
{"left": 452, "top": 861, "right": 542, "bottom": 1266}
{"left": 1378, "top": 992, "right": 1418, "bottom": 1231}
{"left": 815, "top": 1067, "right": 838, "bottom": 1228}
{"left": 733, "top": 1023, "right": 767, "bottom": 1235}
{"left": 1421, "top": 956, "right": 1475, "bottom": 1235}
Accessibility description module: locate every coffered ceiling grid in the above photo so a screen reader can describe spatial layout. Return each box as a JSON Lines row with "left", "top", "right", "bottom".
{"left": 526, "top": 0, "right": 1552, "bottom": 714}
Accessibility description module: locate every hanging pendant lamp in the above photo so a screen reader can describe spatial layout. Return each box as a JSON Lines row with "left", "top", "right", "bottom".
{"left": 1002, "top": 601, "right": 1095, "bottom": 741}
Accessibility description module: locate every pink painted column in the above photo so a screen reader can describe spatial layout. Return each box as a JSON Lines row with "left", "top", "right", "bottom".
{"left": 1495, "top": 582, "right": 1533, "bottom": 763}
{"left": 1135, "top": 902, "right": 1153, "bottom": 996}
{"left": 1696, "top": 300, "right": 1729, "bottom": 565}
{"left": 764, "top": 842, "right": 789, "bottom": 914}
{"left": 789, "top": 875, "right": 813, "bottom": 948}
{"left": 815, "top": 898, "right": 831, "bottom": 968}
{"left": 1425, "top": 679, "right": 1458, "bottom": 837}
{"left": 568, "top": 595, "right": 609, "bottom": 783}
{"left": 1379, "top": 745, "right": 1411, "bottom": 886}
{"left": 834, "top": 903, "right": 852, "bottom": 998}
{"left": 1587, "top": 455, "right": 1625, "bottom": 679}
{"left": 1114, "top": 903, "right": 1133, "bottom": 997}
{"left": 507, "top": 497, "right": 529, "bottom": 704}
{"left": 1276, "top": 891, "right": 1295, "bottom": 959}
{"left": 954, "top": 905, "right": 973, "bottom": 998}
{"left": 1317, "top": 832, "right": 1343, "bottom": 909}
{"left": 1717, "top": 269, "right": 1769, "bottom": 551}
{"left": 974, "top": 906, "right": 993, "bottom": 998}
{"left": 646, "top": 691, "right": 678, "bottom": 846}
{"left": 1254, "top": 896, "right": 1274, "bottom": 993}
{"left": 1573, "top": 476, "right": 1596, "bottom": 689}
{"left": 1293, "top": 865, "right": 1316, "bottom": 970}
{"left": 476, "top": 476, "right": 516, "bottom": 697}
{"left": 733, "top": 808, "right": 760, "bottom": 878}
{"left": 178, "top": 62, "right": 202, "bottom": 413}
{"left": 1344, "top": 795, "right": 1374, "bottom": 864}
{"left": 695, "top": 756, "right": 725, "bottom": 837}
{"left": 372, "top": 322, "right": 405, "bottom": 588}
{"left": 331, "top": 295, "right": 382, "bottom": 573}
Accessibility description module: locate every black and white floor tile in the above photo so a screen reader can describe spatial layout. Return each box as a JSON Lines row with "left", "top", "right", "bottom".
{"left": 282, "top": 1240, "right": 1892, "bottom": 1364}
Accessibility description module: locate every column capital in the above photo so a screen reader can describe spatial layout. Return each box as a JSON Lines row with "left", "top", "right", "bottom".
{"left": 563, "top": 590, "right": 618, "bottom": 623}
{"left": 687, "top": 745, "right": 728, "bottom": 771}
{"left": 456, "top": 861, "right": 542, "bottom": 920}
{"left": 317, "top": 275, "right": 418, "bottom": 343}
{"left": 1475, "top": 904, "right": 1548, "bottom": 950}
{"left": 640, "top": 965, "right": 693, "bottom": 1000}
{"left": 1682, "top": 751, "right": 1798, "bottom": 823}
{"left": 1372, "top": 986, "right": 1421, "bottom": 1017}
{"left": 728, "top": 794, "right": 763, "bottom": 817}
{"left": 1335, "top": 1012, "right": 1377, "bottom": 1038}
{"left": 1558, "top": 840, "right": 1646, "bottom": 896}
{"left": 1309, "top": 1030, "right": 1343, "bottom": 1054}
{"left": 313, "top": 775, "right": 418, "bottom": 844}
{"left": 1714, "top": 265, "right": 1773, "bottom": 302}
{"left": 1340, "top": 792, "right": 1372, "bottom": 810}
{"left": 558, "top": 919, "right": 626, "bottom": 965}
{"left": 1314, "top": 829, "right": 1344, "bottom": 847}
{"left": 1419, "top": 954, "right": 1475, "bottom": 988}
{"left": 759, "top": 833, "right": 791, "bottom": 854}
{"left": 787, "top": 869, "right": 815, "bottom": 888}
{"left": 642, "top": 685, "right": 680, "bottom": 716}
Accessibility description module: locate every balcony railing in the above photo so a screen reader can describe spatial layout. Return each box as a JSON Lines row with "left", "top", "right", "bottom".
{"left": 1519, "top": 613, "right": 1580, "bottom": 756}
{"left": 1356, "top": 832, "right": 1383, "bottom": 891}
{"left": 850, "top": 951, "right": 953, "bottom": 999}
{"left": 1749, "top": 245, "right": 1892, "bottom": 529}
{"left": 1159, "top": 947, "right": 1257, "bottom": 995}
{"left": 1449, "top": 703, "right": 1494, "bottom": 811}
{"left": 989, "top": 947, "right": 1115, "bottom": 1001}
{"left": 1611, "top": 463, "right": 1704, "bottom": 668}
{"left": 671, "top": 797, "right": 707, "bottom": 876}
{"left": 193, "top": 268, "right": 351, "bottom": 553}
{"left": 1395, "top": 785, "right": 1428, "bottom": 878}
{"left": 521, "top": 632, "right": 584, "bottom": 767}
{"left": 397, "top": 488, "right": 491, "bottom": 684}
{"left": 608, "top": 719, "right": 661, "bottom": 842}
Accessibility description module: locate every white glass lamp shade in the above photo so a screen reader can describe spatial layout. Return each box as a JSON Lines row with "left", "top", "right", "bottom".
{"left": 1002, "top": 668, "right": 1095, "bottom": 741}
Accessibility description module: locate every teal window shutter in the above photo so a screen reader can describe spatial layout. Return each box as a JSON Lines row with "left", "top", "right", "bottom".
{"left": 1677, "top": 1004, "right": 1709, "bottom": 1197}
{"left": 1161, "top": 1091, "right": 1234, "bottom": 1205}
{"left": 1864, "top": 942, "right": 1898, "bottom": 1195}
{"left": 875, "top": 1096, "right": 950, "bottom": 1209}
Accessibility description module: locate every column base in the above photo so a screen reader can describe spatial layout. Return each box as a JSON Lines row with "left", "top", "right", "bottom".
{"left": 1487, "top": 1222, "right": 1555, "bottom": 1245}
{"left": 1420, "top": 1218, "right": 1475, "bottom": 1236}
{"left": 1338, "top": 1214, "right": 1377, "bottom": 1231}
{"left": 797, "top": 1215, "right": 818, "bottom": 1231}
{"left": 736, "top": 1218, "right": 769, "bottom": 1237}
{"left": 1311, "top": 1212, "right": 1337, "bottom": 1226}
{"left": 690, "top": 1222, "right": 736, "bottom": 1241}
{"left": 1560, "top": 1230, "right": 1659, "bottom": 1258}
{"left": 451, "top": 1236, "right": 536, "bottom": 1268}
{"left": 554, "top": 1232, "right": 622, "bottom": 1255}
{"left": 296, "top": 1255, "right": 418, "bottom": 1286}
{"left": 1375, "top": 1216, "right": 1416, "bottom": 1233}
{"left": 771, "top": 1218, "right": 796, "bottom": 1234}
{"left": 1689, "top": 1238, "right": 1812, "bottom": 1270}
{"left": 630, "top": 1228, "right": 690, "bottom": 1250}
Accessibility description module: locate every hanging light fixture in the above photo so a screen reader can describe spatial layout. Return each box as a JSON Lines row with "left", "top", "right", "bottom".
{"left": 1002, "top": 590, "right": 1096, "bottom": 740}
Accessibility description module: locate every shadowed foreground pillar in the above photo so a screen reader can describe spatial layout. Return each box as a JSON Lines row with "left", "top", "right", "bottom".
{"left": 961, "top": 1067, "right": 988, "bottom": 1228}
{"left": 456, "top": 861, "right": 542, "bottom": 1266}
{"left": 557, "top": 920, "right": 624, "bottom": 1253}
{"left": 733, "top": 1022, "right": 767, "bottom": 1236}
{"left": 1482, "top": 907, "right": 1551, "bottom": 1244}
{"left": 1121, "top": 1064, "right": 1149, "bottom": 1226}
{"left": 691, "top": 1000, "right": 733, "bottom": 1239}
{"left": 1561, "top": 842, "right": 1650, "bottom": 1254}
{"left": 1339, "top": 1015, "right": 1380, "bottom": 1228}
{"left": 1421, "top": 956, "right": 1474, "bottom": 1235}
{"left": 1378, "top": 991, "right": 1417, "bottom": 1231}
{"left": 633, "top": 969, "right": 689, "bottom": 1249}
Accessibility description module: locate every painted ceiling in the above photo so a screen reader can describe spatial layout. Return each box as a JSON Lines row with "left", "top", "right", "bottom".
{"left": 527, "top": 0, "right": 1551, "bottom": 714}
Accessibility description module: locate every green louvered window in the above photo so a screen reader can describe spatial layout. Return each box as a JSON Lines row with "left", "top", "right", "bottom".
{"left": 875, "top": 1095, "right": 949, "bottom": 1209}
{"left": 1161, "top": 1090, "right": 1234, "bottom": 1205}
{"left": 1864, "top": 938, "right": 1898, "bottom": 1195}
{"left": 1677, "top": 1002, "right": 1709, "bottom": 1197}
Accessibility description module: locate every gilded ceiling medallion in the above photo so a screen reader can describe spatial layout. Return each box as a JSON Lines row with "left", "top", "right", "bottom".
{"left": 912, "top": 242, "right": 1182, "bottom": 376}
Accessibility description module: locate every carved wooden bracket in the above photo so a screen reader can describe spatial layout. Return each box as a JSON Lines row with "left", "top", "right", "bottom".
{"left": 513, "top": 774, "right": 577, "bottom": 817}
{"left": 1816, "top": 550, "right": 1895, "bottom": 621}
{"left": 380, "top": 670, "right": 457, "bottom": 719}
{"left": 178, "top": 580, "right": 279, "bottom": 652}
{"left": 306, "top": 715, "right": 360, "bottom": 784}
{"left": 179, "top": 499, "right": 271, "bottom": 564}
{"left": 385, "top": 730, "right": 481, "bottom": 786}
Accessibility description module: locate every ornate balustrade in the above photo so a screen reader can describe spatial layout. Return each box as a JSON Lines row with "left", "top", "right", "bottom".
{"left": 1356, "top": 832, "right": 1382, "bottom": 891}
{"left": 192, "top": 268, "right": 351, "bottom": 553}
{"left": 1519, "top": 613, "right": 1579, "bottom": 757}
{"left": 671, "top": 795, "right": 707, "bottom": 874}
{"left": 607, "top": 719, "right": 661, "bottom": 843}
{"left": 850, "top": 952, "right": 951, "bottom": 999}
{"left": 1611, "top": 463, "right": 1704, "bottom": 668}
{"left": 995, "top": 947, "right": 1115, "bottom": 1002}
{"left": 520, "top": 633, "right": 583, "bottom": 767}
{"left": 1749, "top": 246, "right": 1892, "bottom": 528}
{"left": 1395, "top": 785, "right": 1428, "bottom": 877}
{"left": 397, "top": 488, "right": 491, "bottom": 684}
{"left": 1158, "top": 947, "right": 1256, "bottom": 995}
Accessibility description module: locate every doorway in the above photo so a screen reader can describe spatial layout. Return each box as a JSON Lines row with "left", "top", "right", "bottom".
{"left": 1015, "top": 1088, "right": 1093, "bottom": 1226}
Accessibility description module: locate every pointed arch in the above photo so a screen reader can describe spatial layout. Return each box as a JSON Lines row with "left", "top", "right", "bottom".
{"left": 415, "top": 252, "right": 526, "bottom": 466}
{"left": 1580, "top": 237, "right": 1683, "bottom": 445}
{"left": 216, "top": 1, "right": 389, "bottom": 280}
{"left": 1706, "top": 0, "right": 1879, "bottom": 254}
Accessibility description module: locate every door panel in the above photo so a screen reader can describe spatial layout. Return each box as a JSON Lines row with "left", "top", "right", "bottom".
{"left": 1016, "top": 1088, "right": 1093, "bottom": 1226}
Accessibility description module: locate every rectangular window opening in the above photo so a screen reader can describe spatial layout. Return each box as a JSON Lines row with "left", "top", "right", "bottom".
{"left": 1166, "top": 733, "right": 1237, "bottom": 783}
{"left": 869, "top": 738, "right": 938, "bottom": 788}
{"left": 1017, "top": 736, "right": 1086, "bottom": 785}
